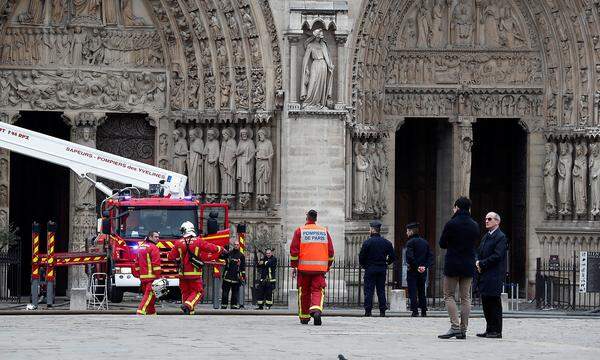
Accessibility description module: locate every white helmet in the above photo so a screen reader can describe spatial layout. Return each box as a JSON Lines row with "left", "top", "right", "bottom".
{"left": 180, "top": 221, "right": 196, "bottom": 237}
{"left": 152, "top": 278, "right": 169, "bottom": 299}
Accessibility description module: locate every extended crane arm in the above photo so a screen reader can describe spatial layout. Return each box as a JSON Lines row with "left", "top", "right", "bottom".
{"left": 0, "top": 122, "right": 187, "bottom": 198}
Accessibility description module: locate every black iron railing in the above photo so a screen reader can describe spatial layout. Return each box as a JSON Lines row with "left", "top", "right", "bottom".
{"left": 0, "top": 242, "right": 22, "bottom": 302}
{"left": 535, "top": 253, "right": 600, "bottom": 310}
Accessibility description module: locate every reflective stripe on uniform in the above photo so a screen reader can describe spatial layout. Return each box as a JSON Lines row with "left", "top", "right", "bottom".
{"left": 298, "top": 260, "right": 329, "bottom": 266}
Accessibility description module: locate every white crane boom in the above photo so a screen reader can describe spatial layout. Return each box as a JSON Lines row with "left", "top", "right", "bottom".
{"left": 0, "top": 121, "right": 187, "bottom": 198}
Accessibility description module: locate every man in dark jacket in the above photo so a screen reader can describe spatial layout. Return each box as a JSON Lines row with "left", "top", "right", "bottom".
{"left": 221, "top": 241, "right": 246, "bottom": 309}
{"left": 438, "top": 197, "right": 479, "bottom": 340}
{"left": 255, "top": 248, "right": 277, "bottom": 309}
{"left": 359, "top": 220, "right": 396, "bottom": 317}
{"left": 476, "top": 211, "right": 508, "bottom": 339}
{"left": 405, "top": 222, "right": 434, "bottom": 317}
{"left": 206, "top": 211, "right": 219, "bottom": 235}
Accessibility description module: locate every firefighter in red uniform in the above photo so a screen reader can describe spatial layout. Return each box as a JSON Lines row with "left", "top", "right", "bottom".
{"left": 134, "top": 231, "right": 162, "bottom": 315}
{"left": 168, "top": 221, "right": 225, "bottom": 315}
{"left": 290, "top": 209, "right": 334, "bottom": 326}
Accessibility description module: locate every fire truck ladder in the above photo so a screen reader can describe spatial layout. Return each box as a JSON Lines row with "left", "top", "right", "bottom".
{"left": 30, "top": 222, "right": 108, "bottom": 309}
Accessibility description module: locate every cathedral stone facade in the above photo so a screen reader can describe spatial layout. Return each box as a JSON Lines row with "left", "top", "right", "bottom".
{"left": 1, "top": 0, "right": 600, "bottom": 296}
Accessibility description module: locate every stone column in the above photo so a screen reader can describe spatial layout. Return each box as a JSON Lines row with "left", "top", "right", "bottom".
{"left": 335, "top": 35, "right": 348, "bottom": 109}
{"left": 0, "top": 113, "right": 12, "bottom": 235}
{"left": 288, "top": 35, "right": 301, "bottom": 108}
{"left": 451, "top": 116, "right": 475, "bottom": 200}
{"left": 381, "top": 116, "right": 404, "bottom": 247}
{"left": 68, "top": 112, "right": 103, "bottom": 291}
{"left": 527, "top": 130, "right": 545, "bottom": 298}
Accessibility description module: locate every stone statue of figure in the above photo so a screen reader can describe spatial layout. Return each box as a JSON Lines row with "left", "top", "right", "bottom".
{"left": 416, "top": 2, "right": 432, "bottom": 47}
{"left": 255, "top": 127, "right": 274, "bottom": 204}
{"left": 497, "top": 4, "right": 523, "bottom": 48}
{"left": 353, "top": 142, "right": 369, "bottom": 214}
{"left": 172, "top": 128, "right": 188, "bottom": 175}
{"left": 187, "top": 128, "right": 204, "bottom": 195}
{"left": 369, "top": 142, "right": 382, "bottom": 213}
{"left": 19, "top": 0, "right": 46, "bottom": 24}
{"left": 431, "top": 0, "right": 446, "bottom": 47}
{"left": 377, "top": 142, "right": 389, "bottom": 215}
{"left": 572, "top": 143, "right": 588, "bottom": 217}
{"left": 73, "top": 0, "right": 101, "bottom": 18}
{"left": 480, "top": 0, "right": 499, "bottom": 47}
{"left": 543, "top": 142, "right": 558, "bottom": 216}
{"left": 451, "top": 0, "right": 473, "bottom": 46}
{"left": 557, "top": 141, "right": 573, "bottom": 216}
{"left": 365, "top": 143, "right": 376, "bottom": 213}
{"left": 103, "top": 0, "right": 119, "bottom": 25}
{"left": 589, "top": 142, "right": 600, "bottom": 217}
{"left": 203, "top": 128, "right": 220, "bottom": 197}
{"left": 300, "top": 29, "right": 335, "bottom": 110}
{"left": 235, "top": 128, "right": 256, "bottom": 194}
{"left": 51, "top": 0, "right": 66, "bottom": 25}
{"left": 75, "top": 127, "right": 96, "bottom": 211}
{"left": 460, "top": 136, "right": 472, "bottom": 197}
{"left": 122, "top": 0, "right": 145, "bottom": 26}
{"left": 219, "top": 127, "right": 237, "bottom": 196}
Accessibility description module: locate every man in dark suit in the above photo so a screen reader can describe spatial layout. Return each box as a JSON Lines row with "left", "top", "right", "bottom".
{"left": 476, "top": 211, "right": 508, "bottom": 339}
{"left": 405, "top": 222, "right": 434, "bottom": 317}
{"left": 438, "top": 197, "right": 479, "bottom": 340}
{"left": 359, "top": 220, "right": 396, "bottom": 317}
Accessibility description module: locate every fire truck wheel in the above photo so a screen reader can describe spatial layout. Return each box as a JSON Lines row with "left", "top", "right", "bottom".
{"left": 108, "top": 281, "right": 124, "bottom": 303}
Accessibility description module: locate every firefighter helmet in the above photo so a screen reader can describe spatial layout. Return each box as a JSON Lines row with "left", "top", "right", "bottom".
{"left": 180, "top": 221, "right": 196, "bottom": 237}
{"left": 151, "top": 278, "right": 169, "bottom": 299}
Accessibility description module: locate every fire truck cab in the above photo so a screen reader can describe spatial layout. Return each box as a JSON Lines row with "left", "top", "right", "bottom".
{"left": 98, "top": 197, "right": 229, "bottom": 302}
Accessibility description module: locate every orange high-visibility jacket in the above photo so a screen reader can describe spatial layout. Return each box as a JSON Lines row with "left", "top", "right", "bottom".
{"left": 290, "top": 221, "right": 334, "bottom": 273}
{"left": 134, "top": 240, "right": 162, "bottom": 282}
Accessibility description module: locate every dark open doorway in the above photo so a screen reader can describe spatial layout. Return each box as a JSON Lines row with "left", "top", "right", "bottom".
{"left": 395, "top": 118, "right": 452, "bottom": 288}
{"left": 471, "top": 119, "right": 527, "bottom": 287}
{"left": 10, "top": 112, "right": 71, "bottom": 296}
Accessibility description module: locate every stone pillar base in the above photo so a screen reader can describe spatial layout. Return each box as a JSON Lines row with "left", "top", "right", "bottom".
{"left": 70, "top": 288, "right": 87, "bottom": 310}
{"left": 390, "top": 289, "right": 408, "bottom": 312}
{"left": 288, "top": 289, "right": 298, "bottom": 313}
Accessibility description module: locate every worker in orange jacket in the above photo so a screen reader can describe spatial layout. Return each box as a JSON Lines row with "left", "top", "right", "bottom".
{"left": 290, "top": 209, "right": 334, "bottom": 326}
{"left": 134, "top": 231, "right": 162, "bottom": 315}
{"left": 168, "top": 221, "right": 225, "bottom": 315}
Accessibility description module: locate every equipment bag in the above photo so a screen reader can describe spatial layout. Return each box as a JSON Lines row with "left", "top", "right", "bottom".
{"left": 186, "top": 241, "right": 204, "bottom": 269}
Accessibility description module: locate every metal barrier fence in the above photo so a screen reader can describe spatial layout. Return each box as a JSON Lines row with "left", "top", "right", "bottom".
{"left": 0, "top": 242, "right": 22, "bottom": 302}
{"left": 199, "top": 257, "right": 395, "bottom": 308}
{"left": 535, "top": 254, "right": 600, "bottom": 310}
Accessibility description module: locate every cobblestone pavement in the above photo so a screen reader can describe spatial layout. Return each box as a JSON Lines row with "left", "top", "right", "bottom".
{"left": 1, "top": 315, "right": 599, "bottom": 360}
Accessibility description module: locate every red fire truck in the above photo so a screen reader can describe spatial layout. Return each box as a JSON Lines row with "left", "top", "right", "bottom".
{"left": 0, "top": 121, "right": 233, "bottom": 303}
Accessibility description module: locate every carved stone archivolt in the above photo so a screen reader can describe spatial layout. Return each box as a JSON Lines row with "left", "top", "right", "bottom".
{"left": 350, "top": 0, "right": 600, "bottom": 137}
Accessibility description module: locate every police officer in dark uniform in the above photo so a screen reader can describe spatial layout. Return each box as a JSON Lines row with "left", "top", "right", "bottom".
{"left": 405, "top": 222, "right": 434, "bottom": 317}
{"left": 221, "top": 241, "right": 246, "bottom": 309}
{"left": 359, "top": 220, "right": 396, "bottom": 317}
{"left": 255, "top": 248, "right": 277, "bottom": 309}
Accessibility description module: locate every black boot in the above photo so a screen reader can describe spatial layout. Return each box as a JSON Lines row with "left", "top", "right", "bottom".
{"left": 312, "top": 311, "right": 322, "bottom": 326}
{"left": 421, "top": 309, "right": 427, "bottom": 317}
{"left": 180, "top": 304, "right": 190, "bottom": 315}
{"left": 364, "top": 309, "right": 372, "bottom": 317}
{"left": 379, "top": 309, "right": 386, "bottom": 317}
{"left": 438, "top": 328, "right": 463, "bottom": 339}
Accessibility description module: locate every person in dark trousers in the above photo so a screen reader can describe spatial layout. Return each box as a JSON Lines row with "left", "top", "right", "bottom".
{"left": 206, "top": 211, "right": 219, "bottom": 235}
{"left": 359, "top": 220, "right": 396, "bottom": 317}
{"left": 405, "top": 222, "right": 434, "bottom": 317}
{"left": 437, "top": 197, "right": 479, "bottom": 340}
{"left": 476, "top": 211, "right": 508, "bottom": 339}
{"left": 221, "top": 241, "right": 246, "bottom": 309}
{"left": 255, "top": 248, "right": 277, "bottom": 309}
